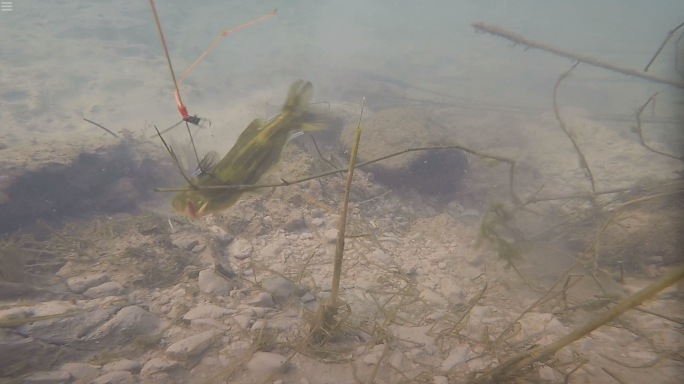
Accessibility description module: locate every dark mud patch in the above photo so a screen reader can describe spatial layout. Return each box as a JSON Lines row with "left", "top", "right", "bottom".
{"left": 0, "top": 136, "right": 177, "bottom": 235}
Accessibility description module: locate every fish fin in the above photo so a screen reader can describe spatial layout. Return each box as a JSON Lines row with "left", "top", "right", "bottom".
{"left": 193, "top": 151, "right": 219, "bottom": 176}
{"left": 281, "top": 80, "right": 313, "bottom": 116}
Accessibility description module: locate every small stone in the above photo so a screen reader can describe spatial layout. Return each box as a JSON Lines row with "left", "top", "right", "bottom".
{"left": 324, "top": 228, "right": 338, "bottom": 243}
{"left": 433, "top": 376, "right": 448, "bottom": 384}
{"left": 67, "top": 273, "right": 109, "bottom": 294}
{"left": 438, "top": 261, "right": 447, "bottom": 269}
{"left": 171, "top": 232, "right": 204, "bottom": 252}
{"left": 208, "top": 225, "right": 233, "bottom": 245}
{"left": 440, "top": 345, "right": 470, "bottom": 371}
{"left": 102, "top": 359, "right": 141, "bottom": 373}
{"left": 420, "top": 289, "right": 449, "bottom": 306}
{"left": 89, "top": 305, "right": 162, "bottom": 341}
{"left": 198, "top": 269, "right": 235, "bottom": 296}
{"left": 24, "top": 371, "right": 71, "bottom": 383}
{"left": 60, "top": 362, "right": 100, "bottom": 379}
{"left": 183, "top": 303, "right": 235, "bottom": 320}
{"left": 284, "top": 212, "right": 305, "bottom": 231}
{"left": 91, "top": 371, "right": 134, "bottom": 384}
{"left": 140, "top": 357, "right": 179, "bottom": 376}
{"left": 166, "top": 330, "right": 221, "bottom": 359}
{"left": 311, "top": 217, "right": 324, "bottom": 227}
{"left": 230, "top": 238, "right": 253, "bottom": 259}
{"left": 371, "top": 249, "right": 391, "bottom": 265}
{"left": 261, "top": 276, "right": 296, "bottom": 300}
{"left": 300, "top": 292, "right": 316, "bottom": 303}
{"left": 260, "top": 243, "right": 282, "bottom": 259}
{"left": 246, "top": 292, "right": 275, "bottom": 308}
{"left": 83, "top": 282, "right": 126, "bottom": 298}
{"left": 310, "top": 208, "right": 324, "bottom": 218}
{"left": 538, "top": 365, "right": 557, "bottom": 381}
{"left": 246, "top": 352, "right": 287, "bottom": 374}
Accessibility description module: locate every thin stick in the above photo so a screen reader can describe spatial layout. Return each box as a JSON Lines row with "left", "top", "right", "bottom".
{"left": 472, "top": 22, "right": 684, "bottom": 89}
{"left": 553, "top": 62, "right": 597, "bottom": 198}
{"left": 83, "top": 118, "right": 119, "bottom": 138}
{"left": 472, "top": 264, "right": 684, "bottom": 383}
{"left": 148, "top": 0, "right": 184, "bottom": 113}
{"left": 644, "top": 22, "right": 684, "bottom": 72}
{"left": 634, "top": 92, "right": 683, "bottom": 161}
{"left": 330, "top": 97, "right": 365, "bottom": 308}
{"left": 153, "top": 125, "right": 197, "bottom": 188}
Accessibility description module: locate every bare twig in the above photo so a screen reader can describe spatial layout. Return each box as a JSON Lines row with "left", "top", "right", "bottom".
{"left": 472, "top": 264, "right": 684, "bottom": 383}
{"left": 83, "top": 118, "right": 119, "bottom": 138}
{"left": 472, "top": 22, "right": 684, "bottom": 89}
{"left": 644, "top": 22, "right": 684, "bottom": 72}
{"left": 553, "top": 62, "right": 597, "bottom": 199}
{"left": 634, "top": 93, "right": 684, "bottom": 161}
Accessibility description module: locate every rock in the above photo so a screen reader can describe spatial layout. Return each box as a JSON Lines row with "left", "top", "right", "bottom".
{"left": 324, "top": 228, "right": 338, "bottom": 243}
{"left": 140, "top": 357, "right": 179, "bottom": 376}
{"left": 83, "top": 282, "right": 126, "bottom": 298}
{"left": 91, "top": 371, "right": 135, "bottom": 384}
{"left": 230, "top": 238, "right": 253, "bottom": 259}
{"left": 102, "top": 359, "right": 141, "bottom": 373}
{"left": 198, "top": 269, "right": 235, "bottom": 296}
{"left": 371, "top": 249, "right": 391, "bottom": 265}
{"left": 283, "top": 211, "right": 305, "bottom": 231}
{"left": 433, "top": 376, "right": 448, "bottom": 384}
{"left": 183, "top": 303, "right": 235, "bottom": 320}
{"left": 166, "top": 330, "right": 221, "bottom": 359}
{"left": 419, "top": 289, "right": 449, "bottom": 306}
{"left": 311, "top": 217, "right": 324, "bottom": 227}
{"left": 261, "top": 276, "right": 297, "bottom": 300}
{"left": 440, "top": 345, "right": 470, "bottom": 371}
{"left": 88, "top": 305, "right": 163, "bottom": 342}
{"left": 260, "top": 243, "right": 282, "bottom": 259}
{"left": 310, "top": 208, "right": 323, "bottom": 218}
{"left": 439, "top": 277, "right": 464, "bottom": 305}
{"left": 60, "top": 362, "right": 100, "bottom": 379}
{"left": 246, "top": 352, "right": 288, "bottom": 374}
{"left": 170, "top": 232, "right": 204, "bottom": 252}
{"left": 23, "top": 371, "right": 71, "bottom": 383}
{"left": 246, "top": 292, "right": 275, "bottom": 308}
{"left": 339, "top": 108, "right": 467, "bottom": 196}
{"left": 66, "top": 273, "right": 109, "bottom": 294}
{"left": 208, "top": 225, "right": 233, "bottom": 246}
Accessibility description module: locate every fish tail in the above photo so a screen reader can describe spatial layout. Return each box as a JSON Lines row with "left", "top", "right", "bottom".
{"left": 281, "top": 80, "right": 314, "bottom": 117}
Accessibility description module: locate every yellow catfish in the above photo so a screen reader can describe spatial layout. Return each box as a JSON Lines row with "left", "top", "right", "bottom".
{"left": 173, "top": 80, "right": 321, "bottom": 218}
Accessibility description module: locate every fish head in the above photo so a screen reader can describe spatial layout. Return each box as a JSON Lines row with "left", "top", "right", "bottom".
{"left": 172, "top": 192, "right": 209, "bottom": 219}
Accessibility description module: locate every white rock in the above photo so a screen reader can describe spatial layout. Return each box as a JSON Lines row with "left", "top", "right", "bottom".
{"left": 91, "top": 370, "right": 135, "bottom": 384}
{"left": 311, "top": 217, "right": 324, "bottom": 227}
{"left": 140, "top": 357, "right": 179, "bottom": 376}
{"left": 24, "top": 371, "right": 71, "bottom": 383}
{"left": 261, "top": 276, "right": 296, "bottom": 300}
{"left": 166, "top": 330, "right": 220, "bottom": 359}
{"left": 538, "top": 365, "right": 557, "bottom": 381}
{"left": 440, "top": 345, "right": 470, "bottom": 371}
{"left": 246, "top": 351, "right": 287, "bottom": 374}
{"left": 183, "top": 303, "right": 235, "bottom": 320}
{"left": 433, "top": 376, "right": 448, "bottom": 384}
{"left": 67, "top": 273, "right": 109, "bottom": 294}
{"left": 198, "top": 269, "right": 235, "bottom": 296}
{"left": 88, "top": 305, "right": 162, "bottom": 341}
{"left": 230, "top": 238, "right": 253, "bottom": 259}
{"left": 246, "top": 292, "right": 275, "bottom": 308}
{"left": 101, "top": 359, "right": 141, "bottom": 373}
{"left": 324, "top": 228, "right": 338, "bottom": 243}
{"left": 83, "top": 282, "right": 126, "bottom": 298}
{"left": 60, "top": 362, "right": 100, "bottom": 379}
{"left": 419, "top": 289, "right": 449, "bottom": 306}
{"left": 260, "top": 243, "right": 282, "bottom": 259}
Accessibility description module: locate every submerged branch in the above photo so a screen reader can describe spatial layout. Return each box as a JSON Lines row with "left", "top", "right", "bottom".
{"left": 472, "top": 22, "right": 684, "bottom": 89}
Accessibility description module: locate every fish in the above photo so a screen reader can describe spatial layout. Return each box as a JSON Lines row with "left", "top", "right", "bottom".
{"left": 172, "top": 80, "right": 323, "bottom": 218}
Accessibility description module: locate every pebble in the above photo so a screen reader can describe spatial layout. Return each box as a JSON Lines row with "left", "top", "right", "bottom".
{"left": 246, "top": 292, "right": 275, "bottom": 308}
{"left": 198, "top": 269, "right": 235, "bottom": 296}
{"left": 324, "top": 228, "right": 338, "bottom": 243}
{"left": 371, "top": 249, "right": 391, "bottom": 265}
{"left": 102, "top": 359, "right": 141, "bottom": 373}
{"left": 183, "top": 303, "right": 235, "bottom": 320}
{"left": 260, "top": 243, "right": 282, "bottom": 259}
{"left": 439, "top": 277, "right": 464, "bottom": 305}
{"left": 261, "top": 276, "right": 297, "bottom": 300}
{"left": 311, "top": 217, "right": 324, "bottom": 227}
{"left": 440, "top": 345, "right": 470, "bottom": 371}
{"left": 67, "top": 273, "right": 109, "bottom": 294}
{"left": 83, "top": 282, "right": 126, "bottom": 298}
{"left": 88, "top": 305, "right": 162, "bottom": 341}
{"left": 230, "top": 238, "right": 253, "bottom": 259}
{"left": 246, "top": 351, "right": 288, "bottom": 374}
{"left": 91, "top": 371, "right": 135, "bottom": 384}
{"left": 23, "top": 371, "right": 71, "bottom": 384}
{"left": 419, "top": 289, "right": 449, "bottom": 306}
{"left": 166, "top": 330, "right": 221, "bottom": 359}
{"left": 433, "top": 376, "right": 448, "bottom": 384}
{"left": 310, "top": 208, "right": 324, "bottom": 218}
{"left": 140, "top": 357, "right": 179, "bottom": 376}
{"left": 60, "top": 362, "right": 100, "bottom": 379}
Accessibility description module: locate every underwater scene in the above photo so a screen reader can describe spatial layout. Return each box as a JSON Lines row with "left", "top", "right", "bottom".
{"left": 1, "top": 1, "right": 683, "bottom": 383}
